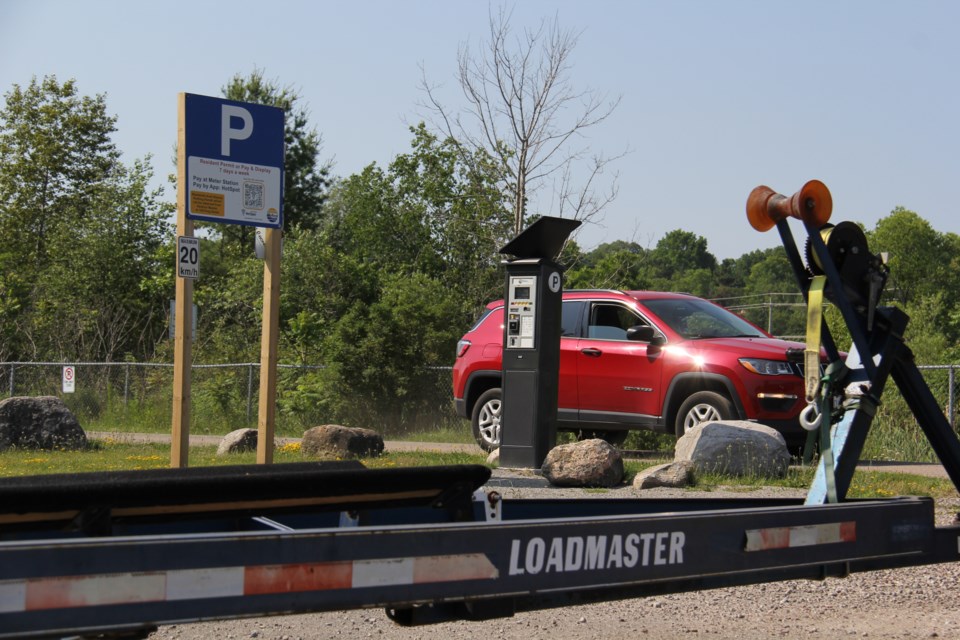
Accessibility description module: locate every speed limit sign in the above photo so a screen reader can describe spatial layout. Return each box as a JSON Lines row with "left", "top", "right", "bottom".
{"left": 178, "top": 236, "right": 200, "bottom": 279}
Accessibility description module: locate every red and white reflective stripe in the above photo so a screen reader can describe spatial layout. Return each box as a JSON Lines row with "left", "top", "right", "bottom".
{"left": 0, "top": 553, "right": 497, "bottom": 613}
{"left": 745, "top": 521, "right": 856, "bottom": 552}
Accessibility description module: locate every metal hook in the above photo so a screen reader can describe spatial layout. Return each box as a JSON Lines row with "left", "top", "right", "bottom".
{"left": 800, "top": 403, "right": 822, "bottom": 431}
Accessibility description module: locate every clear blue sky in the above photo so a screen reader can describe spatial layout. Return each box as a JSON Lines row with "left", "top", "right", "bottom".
{"left": 1, "top": 0, "right": 957, "bottom": 260}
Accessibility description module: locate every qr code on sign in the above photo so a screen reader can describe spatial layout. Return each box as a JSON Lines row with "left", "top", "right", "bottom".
{"left": 243, "top": 180, "right": 265, "bottom": 210}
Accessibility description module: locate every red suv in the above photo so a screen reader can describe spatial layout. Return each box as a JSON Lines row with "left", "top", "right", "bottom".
{"left": 453, "top": 290, "right": 812, "bottom": 452}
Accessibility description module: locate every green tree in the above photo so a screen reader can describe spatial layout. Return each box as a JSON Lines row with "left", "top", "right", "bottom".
{"left": 322, "top": 163, "right": 436, "bottom": 274}
{"left": 0, "top": 76, "right": 171, "bottom": 361}
{"left": 869, "top": 207, "right": 951, "bottom": 307}
{"left": 280, "top": 229, "right": 378, "bottom": 365}
{"left": 649, "top": 230, "right": 717, "bottom": 276}
{"left": 715, "top": 248, "right": 778, "bottom": 296}
{"left": 387, "top": 124, "right": 512, "bottom": 316}
{"left": 865, "top": 208, "right": 960, "bottom": 356}
{"left": 644, "top": 230, "right": 718, "bottom": 296}
{"left": 321, "top": 125, "right": 510, "bottom": 318}
{"left": 738, "top": 248, "right": 806, "bottom": 337}
{"left": 316, "top": 272, "right": 463, "bottom": 432}
{"left": 565, "top": 241, "right": 651, "bottom": 290}
{"left": 0, "top": 76, "right": 119, "bottom": 269}
{"left": 35, "top": 159, "right": 170, "bottom": 361}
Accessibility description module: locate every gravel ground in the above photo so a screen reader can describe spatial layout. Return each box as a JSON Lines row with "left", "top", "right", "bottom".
{"left": 147, "top": 468, "right": 960, "bottom": 640}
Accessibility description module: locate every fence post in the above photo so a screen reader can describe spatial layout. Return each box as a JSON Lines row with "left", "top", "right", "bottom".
{"left": 247, "top": 364, "right": 254, "bottom": 424}
{"left": 124, "top": 363, "right": 130, "bottom": 408}
{"left": 8, "top": 364, "right": 13, "bottom": 396}
{"left": 950, "top": 365, "right": 956, "bottom": 431}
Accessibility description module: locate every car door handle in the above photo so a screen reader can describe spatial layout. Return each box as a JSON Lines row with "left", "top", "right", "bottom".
{"left": 581, "top": 348, "right": 603, "bottom": 357}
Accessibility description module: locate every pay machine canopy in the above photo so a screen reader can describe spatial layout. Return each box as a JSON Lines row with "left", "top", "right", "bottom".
{"left": 499, "top": 216, "right": 581, "bottom": 260}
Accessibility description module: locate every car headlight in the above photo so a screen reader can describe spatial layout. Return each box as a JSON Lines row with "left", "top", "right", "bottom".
{"left": 739, "top": 358, "right": 793, "bottom": 376}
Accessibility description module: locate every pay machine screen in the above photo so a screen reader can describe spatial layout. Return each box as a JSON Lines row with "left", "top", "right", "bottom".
{"left": 507, "top": 276, "right": 537, "bottom": 349}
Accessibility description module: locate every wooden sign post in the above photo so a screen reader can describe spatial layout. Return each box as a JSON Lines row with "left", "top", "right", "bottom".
{"left": 257, "top": 228, "right": 282, "bottom": 464}
{"left": 172, "top": 94, "right": 193, "bottom": 468}
{"left": 173, "top": 92, "right": 285, "bottom": 467}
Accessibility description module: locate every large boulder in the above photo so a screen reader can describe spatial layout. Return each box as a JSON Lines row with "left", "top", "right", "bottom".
{"left": 0, "top": 396, "right": 87, "bottom": 451}
{"left": 301, "top": 425, "right": 384, "bottom": 459}
{"left": 216, "top": 428, "right": 259, "bottom": 455}
{"left": 541, "top": 439, "right": 624, "bottom": 487}
{"left": 674, "top": 420, "right": 790, "bottom": 478}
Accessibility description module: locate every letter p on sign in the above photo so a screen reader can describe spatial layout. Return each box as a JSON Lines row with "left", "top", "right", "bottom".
{"left": 221, "top": 105, "right": 253, "bottom": 156}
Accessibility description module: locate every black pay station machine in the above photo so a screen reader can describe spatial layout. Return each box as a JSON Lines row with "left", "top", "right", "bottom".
{"left": 498, "top": 216, "right": 581, "bottom": 468}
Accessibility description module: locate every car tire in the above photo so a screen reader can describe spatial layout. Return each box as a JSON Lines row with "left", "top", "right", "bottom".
{"left": 577, "top": 430, "right": 629, "bottom": 447}
{"left": 472, "top": 388, "right": 502, "bottom": 452}
{"left": 675, "top": 391, "right": 734, "bottom": 437}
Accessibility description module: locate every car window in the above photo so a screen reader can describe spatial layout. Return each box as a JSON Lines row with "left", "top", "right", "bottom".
{"left": 586, "top": 303, "right": 642, "bottom": 340}
{"left": 642, "top": 298, "right": 766, "bottom": 339}
{"left": 561, "top": 300, "right": 585, "bottom": 337}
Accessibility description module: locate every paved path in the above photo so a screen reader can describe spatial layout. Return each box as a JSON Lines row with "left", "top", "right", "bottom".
{"left": 87, "top": 431, "right": 484, "bottom": 454}
{"left": 855, "top": 460, "right": 953, "bottom": 479}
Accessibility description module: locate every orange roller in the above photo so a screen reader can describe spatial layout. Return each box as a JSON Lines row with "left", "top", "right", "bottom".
{"left": 746, "top": 180, "right": 833, "bottom": 231}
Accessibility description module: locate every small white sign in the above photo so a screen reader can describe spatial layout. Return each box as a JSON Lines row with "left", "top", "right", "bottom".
{"left": 255, "top": 228, "right": 265, "bottom": 260}
{"left": 254, "top": 228, "right": 283, "bottom": 260}
{"left": 168, "top": 301, "right": 199, "bottom": 340}
{"left": 178, "top": 236, "right": 200, "bottom": 279}
{"left": 62, "top": 366, "right": 75, "bottom": 394}
{"left": 188, "top": 157, "right": 282, "bottom": 227}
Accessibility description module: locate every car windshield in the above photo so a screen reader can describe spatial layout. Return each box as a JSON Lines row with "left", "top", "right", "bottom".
{"left": 641, "top": 298, "right": 767, "bottom": 340}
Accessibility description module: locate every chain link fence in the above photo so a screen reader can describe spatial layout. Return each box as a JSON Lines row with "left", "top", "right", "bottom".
{"left": 0, "top": 362, "right": 459, "bottom": 439}
{"left": 713, "top": 293, "right": 808, "bottom": 341}
{"left": 1, "top": 360, "right": 957, "bottom": 455}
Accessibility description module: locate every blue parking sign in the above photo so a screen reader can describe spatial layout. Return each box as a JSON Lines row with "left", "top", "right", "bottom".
{"left": 184, "top": 93, "right": 285, "bottom": 228}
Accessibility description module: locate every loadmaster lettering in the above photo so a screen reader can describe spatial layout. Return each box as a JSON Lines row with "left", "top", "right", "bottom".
{"left": 508, "top": 531, "right": 686, "bottom": 576}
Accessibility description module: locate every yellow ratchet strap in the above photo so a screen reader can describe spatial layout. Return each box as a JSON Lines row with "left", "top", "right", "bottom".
{"left": 804, "top": 276, "right": 827, "bottom": 402}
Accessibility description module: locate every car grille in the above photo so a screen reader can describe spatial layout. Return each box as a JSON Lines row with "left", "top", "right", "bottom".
{"left": 793, "top": 362, "right": 825, "bottom": 378}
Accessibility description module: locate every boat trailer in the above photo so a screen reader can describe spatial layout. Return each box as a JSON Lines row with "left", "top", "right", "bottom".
{"left": 2, "top": 181, "right": 960, "bottom": 639}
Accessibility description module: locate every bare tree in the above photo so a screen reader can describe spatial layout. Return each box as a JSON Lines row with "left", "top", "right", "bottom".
{"left": 420, "top": 7, "right": 624, "bottom": 237}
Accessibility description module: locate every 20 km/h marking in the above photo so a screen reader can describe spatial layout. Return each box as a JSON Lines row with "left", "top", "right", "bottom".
{"left": 177, "top": 236, "right": 200, "bottom": 279}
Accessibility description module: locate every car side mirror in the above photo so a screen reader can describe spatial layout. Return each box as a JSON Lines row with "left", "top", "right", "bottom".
{"left": 627, "top": 325, "right": 663, "bottom": 345}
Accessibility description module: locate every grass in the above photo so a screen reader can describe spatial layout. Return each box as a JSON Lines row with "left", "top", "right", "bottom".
{"left": 0, "top": 439, "right": 492, "bottom": 478}
{"left": 58, "top": 388, "right": 956, "bottom": 464}
{"left": 392, "top": 425, "right": 476, "bottom": 445}
{"left": 659, "top": 462, "right": 958, "bottom": 499}
{"left": 2, "top": 442, "right": 955, "bottom": 502}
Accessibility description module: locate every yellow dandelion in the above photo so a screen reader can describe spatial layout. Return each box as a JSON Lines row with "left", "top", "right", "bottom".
{"left": 279, "top": 441, "right": 302, "bottom": 454}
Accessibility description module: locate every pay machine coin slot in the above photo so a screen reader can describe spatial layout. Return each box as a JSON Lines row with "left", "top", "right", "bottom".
{"left": 507, "top": 276, "right": 537, "bottom": 349}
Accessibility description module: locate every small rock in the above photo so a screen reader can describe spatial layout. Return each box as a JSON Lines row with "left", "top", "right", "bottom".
{"left": 633, "top": 460, "right": 695, "bottom": 489}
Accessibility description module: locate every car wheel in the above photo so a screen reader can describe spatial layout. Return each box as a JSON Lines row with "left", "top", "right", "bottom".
{"left": 675, "top": 391, "right": 734, "bottom": 437}
{"left": 577, "top": 430, "right": 629, "bottom": 447}
{"left": 471, "top": 388, "right": 502, "bottom": 452}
